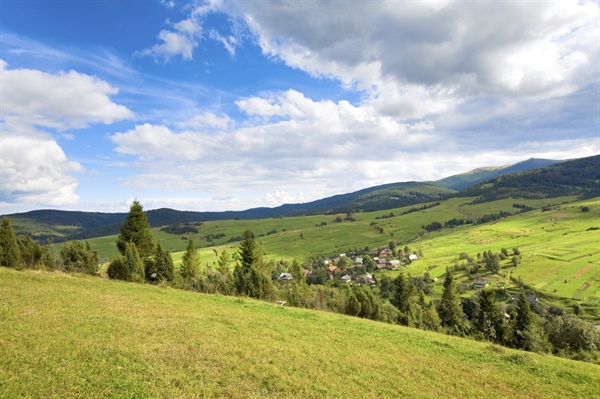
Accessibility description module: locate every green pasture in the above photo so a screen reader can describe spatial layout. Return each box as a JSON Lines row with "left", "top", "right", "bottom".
{"left": 1, "top": 268, "right": 598, "bottom": 399}
{"left": 82, "top": 196, "right": 598, "bottom": 318}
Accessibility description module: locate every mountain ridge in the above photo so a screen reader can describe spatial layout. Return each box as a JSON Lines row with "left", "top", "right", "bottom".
{"left": 6, "top": 155, "right": 598, "bottom": 242}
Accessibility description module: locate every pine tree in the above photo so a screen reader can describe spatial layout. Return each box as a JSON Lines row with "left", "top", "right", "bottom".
{"left": 116, "top": 200, "right": 154, "bottom": 258}
{"left": 124, "top": 241, "right": 144, "bottom": 282}
{"left": 0, "top": 216, "right": 21, "bottom": 268}
{"left": 390, "top": 272, "right": 417, "bottom": 326}
{"left": 153, "top": 243, "right": 175, "bottom": 282}
{"left": 512, "top": 289, "right": 533, "bottom": 349}
{"left": 475, "top": 288, "right": 505, "bottom": 343}
{"left": 233, "top": 230, "right": 272, "bottom": 299}
{"left": 439, "top": 268, "right": 466, "bottom": 335}
{"left": 180, "top": 239, "right": 200, "bottom": 283}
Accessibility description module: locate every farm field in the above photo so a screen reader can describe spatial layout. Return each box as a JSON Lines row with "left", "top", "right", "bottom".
{"left": 1, "top": 268, "right": 599, "bottom": 399}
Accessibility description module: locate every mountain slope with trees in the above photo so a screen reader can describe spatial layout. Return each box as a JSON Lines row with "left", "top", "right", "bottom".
{"left": 3, "top": 155, "right": 595, "bottom": 242}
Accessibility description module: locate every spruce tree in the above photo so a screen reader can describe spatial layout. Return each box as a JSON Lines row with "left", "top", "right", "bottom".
{"left": 154, "top": 243, "right": 175, "bottom": 282}
{"left": 0, "top": 216, "right": 21, "bottom": 268}
{"left": 180, "top": 239, "right": 200, "bottom": 283}
{"left": 390, "top": 272, "right": 417, "bottom": 326}
{"left": 512, "top": 289, "right": 533, "bottom": 349}
{"left": 116, "top": 200, "right": 154, "bottom": 258}
{"left": 475, "top": 288, "right": 505, "bottom": 343}
{"left": 439, "top": 268, "right": 466, "bottom": 335}
{"left": 124, "top": 241, "right": 145, "bottom": 282}
{"left": 233, "top": 230, "right": 272, "bottom": 299}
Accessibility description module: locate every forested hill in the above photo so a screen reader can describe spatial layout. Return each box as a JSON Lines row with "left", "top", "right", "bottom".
{"left": 5, "top": 155, "right": 596, "bottom": 241}
{"left": 458, "top": 154, "right": 600, "bottom": 201}
{"left": 432, "top": 158, "right": 561, "bottom": 191}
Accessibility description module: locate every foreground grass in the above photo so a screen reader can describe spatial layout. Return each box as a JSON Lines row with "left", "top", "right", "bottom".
{"left": 1, "top": 269, "right": 599, "bottom": 398}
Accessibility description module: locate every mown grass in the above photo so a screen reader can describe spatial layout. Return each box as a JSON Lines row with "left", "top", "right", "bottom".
{"left": 1, "top": 268, "right": 599, "bottom": 398}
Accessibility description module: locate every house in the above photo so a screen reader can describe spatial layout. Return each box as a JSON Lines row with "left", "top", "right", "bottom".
{"left": 357, "top": 274, "right": 376, "bottom": 287}
{"left": 354, "top": 257, "right": 363, "bottom": 266}
{"left": 473, "top": 279, "right": 489, "bottom": 289}
{"left": 328, "top": 265, "right": 338, "bottom": 273}
{"left": 376, "top": 259, "right": 389, "bottom": 270}
{"left": 340, "top": 275, "right": 352, "bottom": 283}
{"left": 279, "top": 272, "right": 293, "bottom": 281}
{"left": 511, "top": 294, "right": 539, "bottom": 303}
{"left": 389, "top": 260, "right": 400, "bottom": 269}
{"left": 408, "top": 254, "right": 419, "bottom": 261}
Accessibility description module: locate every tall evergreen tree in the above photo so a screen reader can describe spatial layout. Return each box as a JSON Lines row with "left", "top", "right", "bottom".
{"left": 0, "top": 216, "right": 21, "bottom": 268}
{"left": 116, "top": 200, "right": 154, "bottom": 258}
{"left": 475, "top": 288, "right": 505, "bottom": 343}
{"left": 180, "top": 239, "right": 200, "bottom": 283}
{"left": 439, "top": 268, "right": 466, "bottom": 335}
{"left": 123, "top": 241, "right": 144, "bottom": 282}
{"left": 233, "top": 230, "right": 272, "bottom": 299}
{"left": 512, "top": 289, "right": 533, "bottom": 349}
{"left": 151, "top": 243, "right": 175, "bottom": 282}
{"left": 390, "top": 272, "right": 417, "bottom": 326}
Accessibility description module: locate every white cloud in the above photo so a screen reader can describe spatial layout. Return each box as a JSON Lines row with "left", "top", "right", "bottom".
{"left": 0, "top": 60, "right": 133, "bottom": 129}
{"left": 140, "top": 18, "right": 202, "bottom": 61}
{"left": 0, "top": 133, "right": 83, "bottom": 207}
{"left": 0, "top": 62, "right": 132, "bottom": 208}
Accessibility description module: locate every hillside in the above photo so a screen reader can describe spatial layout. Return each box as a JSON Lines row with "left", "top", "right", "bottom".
{"left": 458, "top": 154, "right": 600, "bottom": 201}
{"left": 432, "top": 158, "right": 561, "bottom": 191}
{"left": 1, "top": 268, "right": 598, "bottom": 398}
{"left": 5, "top": 156, "right": 577, "bottom": 242}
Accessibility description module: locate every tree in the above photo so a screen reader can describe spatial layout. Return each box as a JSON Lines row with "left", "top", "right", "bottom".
{"left": 60, "top": 240, "right": 100, "bottom": 275}
{"left": 474, "top": 288, "right": 505, "bottom": 343}
{"left": 107, "top": 256, "right": 128, "bottom": 280}
{"left": 18, "top": 235, "right": 43, "bottom": 269}
{"left": 180, "top": 239, "right": 200, "bottom": 283}
{"left": 116, "top": 200, "right": 154, "bottom": 259}
{"left": 508, "top": 289, "right": 550, "bottom": 352}
{"left": 147, "top": 243, "right": 175, "bottom": 282}
{"left": 234, "top": 230, "right": 272, "bottom": 299}
{"left": 419, "top": 292, "right": 441, "bottom": 331}
{"left": 390, "top": 272, "right": 417, "bottom": 326}
{"left": 123, "top": 241, "right": 144, "bottom": 282}
{"left": 0, "top": 216, "right": 21, "bottom": 268}
{"left": 439, "top": 268, "right": 466, "bottom": 335}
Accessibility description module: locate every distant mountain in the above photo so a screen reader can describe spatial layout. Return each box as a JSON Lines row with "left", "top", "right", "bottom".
{"left": 457, "top": 154, "right": 600, "bottom": 201}
{"left": 432, "top": 158, "right": 561, "bottom": 191}
{"left": 5, "top": 155, "right": 595, "bottom": 242}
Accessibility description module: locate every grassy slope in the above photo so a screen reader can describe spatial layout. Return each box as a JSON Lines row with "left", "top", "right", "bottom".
{"left": 1, "top": 268, "right": 599, "bottom": 399}
{"left": 82, "top": 195, "right": 599, "bottom": 319}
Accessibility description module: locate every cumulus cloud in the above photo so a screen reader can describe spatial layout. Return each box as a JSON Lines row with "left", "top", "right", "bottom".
{"left": 0, "top": 133, "right": 83, "bottom": 207}
{"left": 0, "top": 61, "right": 132, "bottom": 208}
{"left": 0, "top": 60, "right": 133, "bottom": 129}
{"left": 140, "top": 18, "right": 201, "bottom": 61}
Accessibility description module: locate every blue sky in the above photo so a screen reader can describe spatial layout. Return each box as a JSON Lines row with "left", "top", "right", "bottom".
{"left": 1, "top": 0, "right": 599, "bottom": 214}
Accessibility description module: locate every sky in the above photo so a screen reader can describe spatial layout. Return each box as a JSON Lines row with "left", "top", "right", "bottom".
{"left": 1, "top": 0, "right": 599, "bottom": 215}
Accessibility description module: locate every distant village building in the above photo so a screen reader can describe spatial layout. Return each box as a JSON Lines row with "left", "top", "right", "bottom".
{"left": 279, "top": 272, "right": 293, "bottom": 281}
{"left": 340, "top": 275, "right": 352, "bottom": 283}
{"left": 408, "top": 254, "right": 419, "bottom": 261}
{"left": 473, "top": 279, "right": 489, "bottom": 289}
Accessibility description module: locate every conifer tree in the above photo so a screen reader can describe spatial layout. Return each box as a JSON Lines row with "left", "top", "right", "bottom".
{"left": 0, "top": 216, "right": 21, "bottom": 268}
{"left": 124, "top": 241, "right": 144, "bottom": 282}
{"left": 475, "top": 288, "right": 505, "bottom": 343}
{"left": 152, "top": 243, "right": 175, "bottom": 282}
{"left": 439, "top": 268, "right": 466, "bottom": 335}
{"left": 60, "top": 240, "right": 99, "bottom": 275}
{"left": 116, "top": 200, "right": 154, "bottom": 258}
{"left": 233, "top": 230, "right": 272, "bottom": 299}
{"left": 390, "top": 272, "right": 417, "bottom": 326}
{"left": 180, "top": 239, "right": 200, "bottom": 283}
{"left": 419, "top": 292, "right": 441, "bottom": 331}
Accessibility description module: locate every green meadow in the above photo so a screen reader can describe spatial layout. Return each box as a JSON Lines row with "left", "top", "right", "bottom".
{"left": 1, "top": 268, "right": 599, "bottom": 399}
{"left": 83, "top": 195, "right": 599, "bottom": 319}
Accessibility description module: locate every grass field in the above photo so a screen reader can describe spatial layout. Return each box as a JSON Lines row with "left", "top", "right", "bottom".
{"left": 80, "top": 196, "right": 599, "bottom": 319}
{"left": 1, "top": 268, "right": 599, "bottom": 398}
